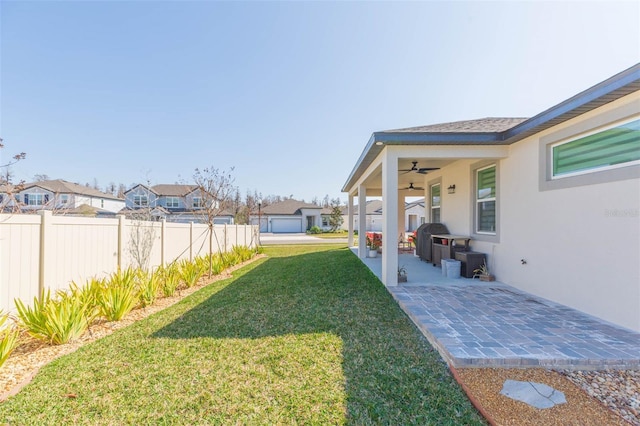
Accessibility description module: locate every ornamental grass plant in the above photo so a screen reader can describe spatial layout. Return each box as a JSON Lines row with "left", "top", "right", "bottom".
{"left": 97, "top": 269, "right": 139, "bottom": 321}
{"left": 15, "top": 289, "right": 90, "bottom": 345}
{"left": 0, "top": 311, "right": 19, "bottom": 369}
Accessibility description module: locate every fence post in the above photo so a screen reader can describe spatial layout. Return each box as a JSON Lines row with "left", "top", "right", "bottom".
{"left": 117, "top": 215, "right": 126, "bottom": 270}
{"left": 189, "top": 222, "right": 194, "bottom": 261}
{"left": 224, "top": 224, "right": 228, "bottom": 253}
{"left": 38, "top": 210, "right": 53, "bottom": 300}
{"left": 161, "top": 219, "right": 166, "bottom": 266}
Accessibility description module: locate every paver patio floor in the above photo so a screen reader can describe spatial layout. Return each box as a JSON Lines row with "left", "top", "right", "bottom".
{"left": 353, "top": 248, "right": 640, "bottom": 369}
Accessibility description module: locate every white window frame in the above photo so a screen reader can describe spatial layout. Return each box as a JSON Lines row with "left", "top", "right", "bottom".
{"left": 27, "top": 193, "right": 45, "bottom": 206}
{"left": 166, "top": 197, "right": 180, "bottom": 208}
{"left": 551, "top": 116, "right": 640, "bottom": 180}
{"left": 133, "top": 194, "right": 149, "bottom": 207}
{"left": 475, "top": 164, "right": 497, "bottom": 235}
{"left": 59, "top": 194, "right": 69, "bottom": 205}
{"left": 192, "top": 197, "right": 203, "bottom": 209}
{"left": 430, "top": 183, "right": 441, "bottom": 223}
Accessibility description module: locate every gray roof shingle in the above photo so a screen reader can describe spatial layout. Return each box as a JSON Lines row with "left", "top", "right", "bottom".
{"left": 260, "top": 199, "right": 322, "bottom": 215}
{"left": 383, "top": 117, "right": 529, "bottom": 134}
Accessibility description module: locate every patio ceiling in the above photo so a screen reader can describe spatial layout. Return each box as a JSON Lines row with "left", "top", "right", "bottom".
{"left": 359, "top": 158, "right": 457, "bottom": 196}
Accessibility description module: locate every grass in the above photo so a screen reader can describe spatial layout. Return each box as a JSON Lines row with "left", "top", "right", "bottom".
{"left": 312, "top": 230, "right": 349, "bottom": 239}
{"left": 0, "top": 245, "right": 484, "bottom": 425}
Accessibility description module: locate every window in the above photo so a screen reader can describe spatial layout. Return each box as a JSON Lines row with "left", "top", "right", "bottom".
{"left": 322, "top": 216, "right": 329, "bottom": 227}
{"left": 133, "top": 195, "right": 148, "bottom": 207}
{"left": 552, "top": 118, "right": 640, "bottom": 178}
{"left": 476, "top": 165, "right": 496, "bottom": 234}
{"left": 25, "top": 193, "right": 47, "bottom": 206}
{"left": 192, "top": 197, "right": 204, "bottom": 208}
{"left": 430, "top": 183, "right": 441, "bottom": 223}
{"left": 166, "top": 197, "right": 180, "bottom": 208}
{"left": 59, "top": 194, "right": 69, "bottom": 205}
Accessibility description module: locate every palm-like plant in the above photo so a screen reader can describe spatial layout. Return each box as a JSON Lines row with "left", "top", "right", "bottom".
{"left": 0, "top": 311, "right": 19, "bottom": 368}
{"left": 158, "top": 263, "right": 181, "bottom": 297}
{"left": 98, "top": 269, "right": 139, "bottom": 321}
{"left": 15, "top": 289, "right": 90, "bottom": 345}
{"left": 179, "top": 259, "right": 204, "bottom": 288}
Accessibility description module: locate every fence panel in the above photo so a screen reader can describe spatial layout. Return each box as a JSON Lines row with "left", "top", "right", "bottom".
{"left": 47, "top": 215, "right": 120, "bottom": 293}
{"left": 0, "top": 215, "right": 41, "bottom": 312}
{"left": 0, "top": 213, "right": 256, "bottom": 313}
{"left": 164, "top": 222, "right": 192, "bottom": 264}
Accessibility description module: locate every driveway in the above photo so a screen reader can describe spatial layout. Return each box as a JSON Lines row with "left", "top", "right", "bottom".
{"left": 259, "top": 233, "right": 348, "bottom": 245}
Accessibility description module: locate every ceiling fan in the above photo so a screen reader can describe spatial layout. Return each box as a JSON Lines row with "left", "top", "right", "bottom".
{"left": 399, "top": 161, "right": 440, "bottom": 175}
{"left": 401, "top": 182, "right": 424, "bottom": 191}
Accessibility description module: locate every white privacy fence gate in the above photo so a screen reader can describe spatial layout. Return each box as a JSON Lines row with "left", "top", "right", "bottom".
{"left": 0, "top": 211, "right": 258, "bottom": 313}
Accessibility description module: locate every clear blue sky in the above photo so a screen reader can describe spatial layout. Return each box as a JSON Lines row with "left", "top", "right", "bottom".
{"left": 1, "top": 1, "right": 638, "bottom": 203}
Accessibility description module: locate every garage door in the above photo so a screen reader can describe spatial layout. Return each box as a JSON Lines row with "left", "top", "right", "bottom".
{"left": 271, "top": 218, "right": 302, "bottom": 233}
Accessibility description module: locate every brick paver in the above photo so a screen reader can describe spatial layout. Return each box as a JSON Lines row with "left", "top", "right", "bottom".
{"left": 389, "top": 285, "right": 640, "bottom": 369}
{"left": 353, "top": 249, "right": 640, "bottom": 369}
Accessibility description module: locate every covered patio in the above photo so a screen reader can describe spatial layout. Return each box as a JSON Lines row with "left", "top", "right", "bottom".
{"left": 354, "top": 248, "right": 640, "bottom": 369}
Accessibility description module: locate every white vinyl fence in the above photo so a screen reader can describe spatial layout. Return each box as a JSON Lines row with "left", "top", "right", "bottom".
{"left": 0, "top": 211, "right": 258, "bottom": 313}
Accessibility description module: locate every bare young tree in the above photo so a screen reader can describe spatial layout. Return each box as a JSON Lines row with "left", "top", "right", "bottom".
{"left": 126, "top": 180, "right": 158, "bottom": 271}
{"left": 0, "top": 138, "right": 27, "bottom": 213}
{"left": 193, "top": 166, "right": 236, "bottom": 277}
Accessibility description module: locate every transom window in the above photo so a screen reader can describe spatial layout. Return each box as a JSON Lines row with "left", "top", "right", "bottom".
{"left": 552, "top": 117, "right": 640, "bottom": 178}
{"left": 430, "top": 183, "right": 441, "bottom": 223}
{"left": 133, "top": 195, "right": 148, "bottom": 207}
{"left": 165, "top": 197, "right": 180, "bottom": 208}
{"left": 476, "top": 165, "right": 496, "bottom": 234}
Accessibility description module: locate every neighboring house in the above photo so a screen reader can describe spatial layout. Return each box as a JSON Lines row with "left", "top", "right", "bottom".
{"left": 340, "top": 199, "right": 426, "bottom": 232}
{"left": 122, "top": 184, "right": 234, "bottom": 224}
{"left": 342, "top": 64, "right": 640, "bottom": 332}
{"left": 0, "top": 179, "right": 125, "bottom": 214}
{"left": 250, "top": 199, "right": 323, "bottom": 233}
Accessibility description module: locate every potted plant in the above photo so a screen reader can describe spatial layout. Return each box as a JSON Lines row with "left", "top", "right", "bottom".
{"left": 398, "top": 265, "right": 408, "bottom": 283}
{"left": 473, "top": 261, "right": 495, "bottom": 281}
{"left": 367, "top": 236, "right": 379, "bottom": 258}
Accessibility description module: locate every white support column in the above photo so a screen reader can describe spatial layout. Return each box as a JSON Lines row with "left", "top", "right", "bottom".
{"left": 398, "top": 194, "right": 405, "bottom": 243}
{"left": 381, "top": 152, "right": 398, "bottom": 286}
{"left": 347, "top": 194, "right": 354, "bottom": 247}
{"left": 358, "top": 185, "right": 367, "bottom": 259}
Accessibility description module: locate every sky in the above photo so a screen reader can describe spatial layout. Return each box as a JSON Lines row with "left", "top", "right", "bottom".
{"left": 1, "top": 1, "right": 638, "bottom": 203}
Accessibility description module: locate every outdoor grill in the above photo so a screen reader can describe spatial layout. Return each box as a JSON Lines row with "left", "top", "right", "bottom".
{"left": 415, "top": 223, "right": 449, "bottom": 262}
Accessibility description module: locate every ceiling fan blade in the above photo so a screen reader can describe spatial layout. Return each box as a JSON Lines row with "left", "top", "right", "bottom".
{"left": 416, "top": 167, "right": 440, "bottom": 174}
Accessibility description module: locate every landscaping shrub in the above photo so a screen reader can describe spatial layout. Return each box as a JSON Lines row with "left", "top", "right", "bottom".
{"left": 15, "top": 289, "right": 90, "bottom": 345}
{"left": 66, "top": 278, "right": 102, "bottom": 326}
{"left": 137, "top": 270, "right": 162, "bottom": 308}
{"left": 179, "top": 259, "right": 204, "bottom": 288}
{"left": 158, "top": 263, "right": 181, "bottom": 297}
{"left": 307, "top": 225, "right": 322, "bottom": 234}
{"left": 0, "top": 311, "right": 19, "bottom": 369}
{"left": 98, "top": 269, "right": 139, "bottom": 321}
{"left": 232, "top": 245, "right": 254, "bottom": 263}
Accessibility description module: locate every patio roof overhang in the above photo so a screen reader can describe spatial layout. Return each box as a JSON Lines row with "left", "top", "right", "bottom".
{"left": 342, "top": 62, "right": 640, "bottom": 195}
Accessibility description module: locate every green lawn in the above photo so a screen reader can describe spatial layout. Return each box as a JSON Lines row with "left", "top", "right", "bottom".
{"left": 0, "top": 245, "right": 484, "bottom": 425}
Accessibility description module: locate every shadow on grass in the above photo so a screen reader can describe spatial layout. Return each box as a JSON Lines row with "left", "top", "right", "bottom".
{"left": 151, "top": 246, "right": 484, "bottom": 424}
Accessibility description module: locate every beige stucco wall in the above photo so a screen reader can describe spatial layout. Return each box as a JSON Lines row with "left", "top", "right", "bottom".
{"left": 426, "top": 92, "right": 639, "bottom": 331}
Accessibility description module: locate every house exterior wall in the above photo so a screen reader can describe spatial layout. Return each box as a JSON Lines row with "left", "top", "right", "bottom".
{"left": 156, "top": 196, "right": 188, "bottom": 210}
{"left": 125, "top": 186, "right": 158, "bottom": 208}
{"left": 299, "top": 208, "right": 322, "bottom": 230}
{"left": 428, "top": 92, "right": 639, "bottom": 331}
{"left": 75, "top": 195, "right": 124, "bottom": 213}
{"left": 404, "top": 203, "right": 425, "bottom": 231}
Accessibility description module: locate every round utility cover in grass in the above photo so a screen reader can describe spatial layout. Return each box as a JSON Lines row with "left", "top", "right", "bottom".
{"left": 500, "top": 379, "right": 567, "bottom": 409}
